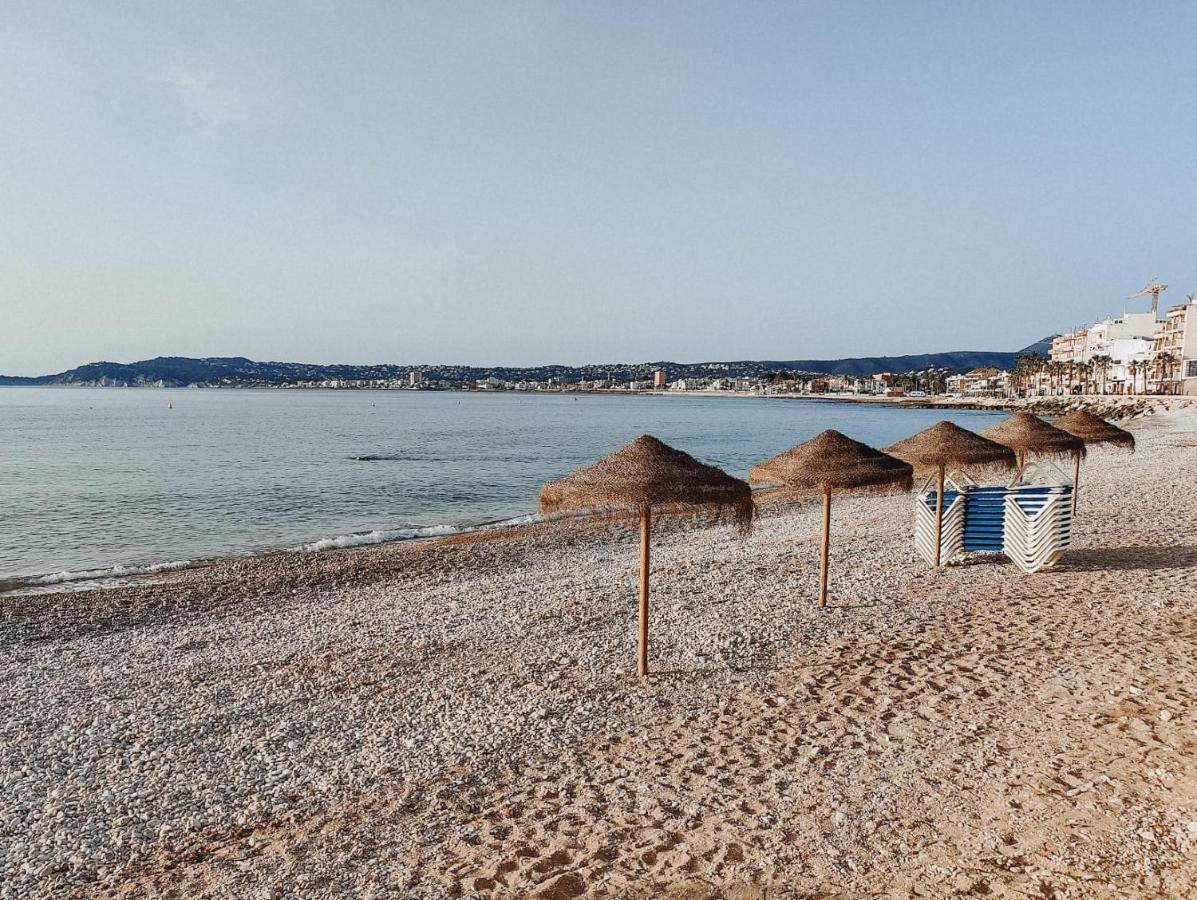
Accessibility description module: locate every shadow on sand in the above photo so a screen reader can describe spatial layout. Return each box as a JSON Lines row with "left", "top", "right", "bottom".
{"left": 1056, "top": 544, "right": 1197, "bottom": 573}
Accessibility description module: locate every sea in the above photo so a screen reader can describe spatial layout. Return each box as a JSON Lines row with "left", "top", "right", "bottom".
{"left": 0, "top": 387, "right": 1007, "bottom": 588}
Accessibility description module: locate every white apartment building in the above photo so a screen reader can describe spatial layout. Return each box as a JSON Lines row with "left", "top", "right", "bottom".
{"left": 1152, "top": 300, "right": 1197, "bottom": 395}
{"left": 1102, "top": 338, "right": 1153, "bottom": 394}
{"left": 1051, "top": 310, "right": 1160, "bottom": 393}
{"left": 1054, "top": 312, "right": 1158, "bottom": 362}
{"left": 1050, "top": 330, "right": 1087, "bottom": 364}
{"left": 1085, "top": 312, "right": 1158, "bottom": 359}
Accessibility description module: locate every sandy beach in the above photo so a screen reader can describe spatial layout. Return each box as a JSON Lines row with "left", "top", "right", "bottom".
{"left": 3, "top": 406, "right": 1197, "bottom": 898}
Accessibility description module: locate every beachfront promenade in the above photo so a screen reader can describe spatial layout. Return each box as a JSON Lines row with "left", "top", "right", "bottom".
{"left": 2, "top": 407, "right": 1196, "bottom": 897}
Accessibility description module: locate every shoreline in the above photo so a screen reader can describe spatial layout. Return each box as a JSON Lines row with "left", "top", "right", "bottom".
{"left": 2, "top": 393, "right": 1186, "bottom": 594}
{"left": 0, "top": 514, "right": 542, "bottom": 598}
{"left": 4, "top": 393, "right": 1188, "bottom": 595}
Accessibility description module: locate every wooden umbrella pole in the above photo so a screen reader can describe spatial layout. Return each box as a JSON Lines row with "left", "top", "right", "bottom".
{"left": 933, "top": 464, "right": 945, "bottom": 568}
{"left": 1072, "top": 450, "right": 1081, "bottom": 517}
{"left": 638, "top": 504, "right": 651, "bottom": 678}
{"left": 818, "top": 486, "right": 832, "bottom": 608}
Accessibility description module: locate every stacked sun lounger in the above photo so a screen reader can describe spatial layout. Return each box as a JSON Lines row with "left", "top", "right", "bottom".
{"left": 913, "top": 464, "right": 1073, "bottom": 572}
{"left": 913, "top": 482, "right": 966, "bottom": 565}
{"left": 960, "top": 485, "right": 1008, "bottom": 553}
{"left": 1003, "top": 483, "right": 1074, "bottom": 573}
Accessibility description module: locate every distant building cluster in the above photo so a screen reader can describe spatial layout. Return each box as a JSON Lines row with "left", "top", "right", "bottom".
{"left": 289, "top": 368, "right": 960, "bottom": 397}
{"left": 241, "top": 286, "right": 1197, "bottom": 400}
{"left": 283, "top": 365, "right": 1048, "bottom": 400}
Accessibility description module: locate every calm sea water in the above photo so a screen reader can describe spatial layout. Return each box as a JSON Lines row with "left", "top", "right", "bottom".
{"left": 0, "top": 387, "right": 1006, "bottom": 584}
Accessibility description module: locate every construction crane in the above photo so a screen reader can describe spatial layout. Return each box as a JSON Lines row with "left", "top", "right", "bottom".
{"left": 1128, "top": 279, "right": 1167, "bottom": 316}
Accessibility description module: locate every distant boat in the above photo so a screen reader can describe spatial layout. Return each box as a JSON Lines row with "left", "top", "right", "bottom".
{"left": 168, "top": 402, "right": 173, "bottom": 409}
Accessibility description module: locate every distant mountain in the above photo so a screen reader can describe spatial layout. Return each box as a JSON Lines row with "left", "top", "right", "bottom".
{"left": 1015, "top": 336, "right": 1058, "bottom": 357}
{"left": 0, "top": 341, "right": 1057, "bottom": 387}
{"left": 752, "top": 349, "right": 1027, "bottom": 378}
{"left": 757, "top": 336, "right": 1058, "bottom": 377}
{"left": 0, "top": 356, "right": 415, "bottom": 387}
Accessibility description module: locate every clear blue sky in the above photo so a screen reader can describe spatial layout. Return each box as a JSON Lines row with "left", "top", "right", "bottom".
{"left": 3, "top": 1, "right": 1196, "bottom": 375}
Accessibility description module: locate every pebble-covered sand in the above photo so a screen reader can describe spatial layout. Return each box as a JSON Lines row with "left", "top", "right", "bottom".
{"left": 3, "top": 406, "right": 1196, "bottom": 898}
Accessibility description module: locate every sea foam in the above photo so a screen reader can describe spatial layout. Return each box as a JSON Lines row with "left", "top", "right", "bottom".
{"left": 297, "top": 514, "right": 538, "bottom": 553}
{"left": 0, "top": 516, "right": 541, "bottom": 595}
{"left": 15, "top": 559, "right": 197, "bottom": 589}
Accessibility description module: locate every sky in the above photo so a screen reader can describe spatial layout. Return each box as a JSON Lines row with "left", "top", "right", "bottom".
{"left": 3, "top": 1, "right": 1196, "bottom": 376}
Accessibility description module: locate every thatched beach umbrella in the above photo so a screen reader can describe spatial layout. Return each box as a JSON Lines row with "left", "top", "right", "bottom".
{"left": 883, "top": 422, "right": 1016, "bottom": 567}
{"left": 749, "top": 430, "right": 912, "bottom": 608}
{"left": 1052, "top": 410, "right": 1135, "bottom": 515}
{"left": 539, "top": 435, "right": 753, "bottom": 678}
{"left": 980, "top": 412, "right": 1085, "bottom": 477}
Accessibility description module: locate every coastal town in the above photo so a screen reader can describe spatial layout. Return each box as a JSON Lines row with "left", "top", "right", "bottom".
{"left": 5, "top": 285, "right": 1195, "bottom": 399}
{"left": 302, "top": 285, "right": 1197, "bottom": 398}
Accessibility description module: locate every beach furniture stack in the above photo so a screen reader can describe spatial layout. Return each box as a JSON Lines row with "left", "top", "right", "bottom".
{"left": 884, "top": 422, "right": 1016, "bottom": 567}
{"left": 957, "top": 485, "right": 1009, "bottom": 554}
{"left": 1001, "top": 464, "right": 1075, "bottom": 573}
{"left": 977, "top": 413, "right": 1086, "bottom": 572}
{"left": 911, "top": 465, "right": 1074, "bottom": 572}
{"left": 913, "top": 474, "right": 967, "bottom": 565}
{"left": 889, "top": 416, "right": 1092, "bottom": 572}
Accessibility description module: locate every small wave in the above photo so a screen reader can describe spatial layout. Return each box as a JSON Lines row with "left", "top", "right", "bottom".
{"left": 300, "top": 524, "right": 461, "bottom": 551}
{"left": 4, "top": 559, "right": 196, "bottom": 592}
{"left": 297, "top": 514, "right": 538, "bottom": 553}
{"left": 0, "top": 516, "right": 541, "bottom": 595}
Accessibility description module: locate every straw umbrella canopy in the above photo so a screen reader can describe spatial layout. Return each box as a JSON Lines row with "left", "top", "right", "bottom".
{"left": 749, "top": 430, "right": 912, "bottom": 608}
{"left": 1052, "top": 410, "right": 1135, "bottom": 514}
{"left": 883, "top": 422, "right": 1016, "bottom": 567}
{"left": 539, "top": 435, "right": 753, "bottom": 677}
{"left": 1053, "top": 409, "right": 1135, "bottom": 449}
{"left": 980, "top": 412, "right": 1085, "bottom": 474}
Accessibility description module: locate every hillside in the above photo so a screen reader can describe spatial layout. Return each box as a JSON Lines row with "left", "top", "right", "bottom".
{"left": 0, "top": 340, "right": 1055, "bottom": 387}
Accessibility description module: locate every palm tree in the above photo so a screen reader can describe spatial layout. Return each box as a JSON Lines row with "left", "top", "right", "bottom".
{"left": 1090, "top": 355, "right": 1111, "bottom": 395}
{"left": 1155, "top": 352, "right": 1178, "bottom": 395}
{"left": 1075, "top": 360, "right": 1092, "bottom": 394}
{"left": 1014, "top": 351, "right": 1043, "bottom": 396}
{"left": 1032, "top": 358, "right": 1043, "bottom": 394}
{"left": 1045, "top": 361, "right": 1064, "bottom": 395}
{"left": 1126, "top": 360, "right": 1139, "bottom": 395}
{"left": 1013, "top": 353, "right": 1034, "bottom": 397}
